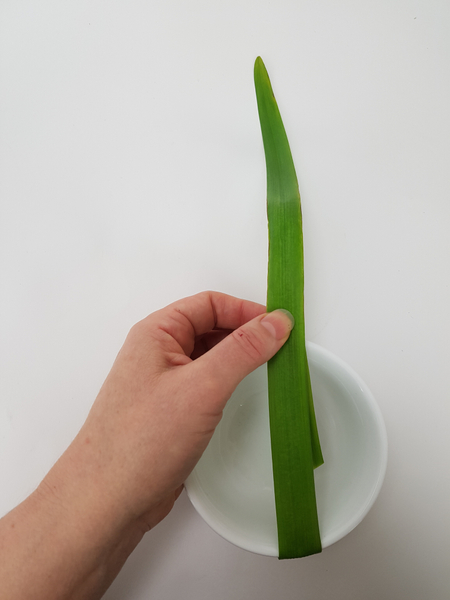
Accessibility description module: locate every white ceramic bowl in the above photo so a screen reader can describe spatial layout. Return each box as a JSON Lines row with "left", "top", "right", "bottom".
{"left": 185, "top": 342, "right": 388, "bottom": 556}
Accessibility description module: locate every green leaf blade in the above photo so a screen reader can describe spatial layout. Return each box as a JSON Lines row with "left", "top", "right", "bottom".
{"left": 254, "top": 56, "right": 323, "bottom": 559}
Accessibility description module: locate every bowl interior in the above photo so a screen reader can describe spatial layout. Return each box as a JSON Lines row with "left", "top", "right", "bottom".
{"left": 185, "top": 342, "right": 387, "bottom": 556}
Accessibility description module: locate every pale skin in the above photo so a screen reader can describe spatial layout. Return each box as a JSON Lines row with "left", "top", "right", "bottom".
{"left": 0, "top": 291, "right": 293, "bottom": 600}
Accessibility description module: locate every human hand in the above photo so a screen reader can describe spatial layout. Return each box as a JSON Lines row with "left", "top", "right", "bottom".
{"left": 0, "top": 291, "right": 293, "bottom": 600}
{"left": 54, "top": 291, "right": 294, "bottom": 530}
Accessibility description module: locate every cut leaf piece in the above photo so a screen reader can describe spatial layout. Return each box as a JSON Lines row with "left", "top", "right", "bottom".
{"left": 254, "top": 56, "right": 323, "bottom": 559}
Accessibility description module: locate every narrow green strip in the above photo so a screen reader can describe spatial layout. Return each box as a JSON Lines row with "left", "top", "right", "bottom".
{"left": 254, "top": 56, "right": 323, "bottom": 559}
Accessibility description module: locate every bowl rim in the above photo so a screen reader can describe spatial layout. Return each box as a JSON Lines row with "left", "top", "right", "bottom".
{"left": 308, "top": 342, "right": 388, "bottom": 548}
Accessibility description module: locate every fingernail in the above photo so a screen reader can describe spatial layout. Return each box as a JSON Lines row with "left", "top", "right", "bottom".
{"left": 260, "top": 309, "right": 295, "bottom": 340}
{"left": 276, "top": 309, "right": 295, "bottom": 328}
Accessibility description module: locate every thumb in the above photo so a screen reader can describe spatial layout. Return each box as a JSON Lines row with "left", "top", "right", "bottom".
{"left": 193, "top": 309, "right": 294, "bottom": 400}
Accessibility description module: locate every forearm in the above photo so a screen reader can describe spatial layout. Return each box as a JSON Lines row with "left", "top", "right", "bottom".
{"left": 0, "top": 448, "right": 144, "bottom": 600}
{"left": 0, "top": 392, "right": 184, "bottom": 600}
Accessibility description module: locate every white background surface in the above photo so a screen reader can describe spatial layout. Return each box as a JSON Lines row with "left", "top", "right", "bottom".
{"left": 1, "top": 1, "right": 449, "bottom": 598}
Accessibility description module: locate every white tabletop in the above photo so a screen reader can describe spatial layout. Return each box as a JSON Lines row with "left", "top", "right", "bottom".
{"left": 1, "top": 2, "right": 449, "bottom": 598}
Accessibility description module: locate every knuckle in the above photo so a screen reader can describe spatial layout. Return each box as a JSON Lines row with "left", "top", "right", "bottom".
{"left": 128, "top": 320, "right": 146, "bottom": 341}
{"left": 125, "top": 319, "right": 155, "bottom": 351}
{"left": 230, "top": 326, "right": 266, "bottom": 362}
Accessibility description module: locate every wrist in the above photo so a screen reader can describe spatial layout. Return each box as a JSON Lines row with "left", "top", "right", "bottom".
{"left": 20, "top": 446, "right": 146, "bottom": 600}
{"left": 0, "top": 479, "right": 143, "bottom": 600}
{"left": 37, "top": 434, "right": 146, "bottom": 547}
